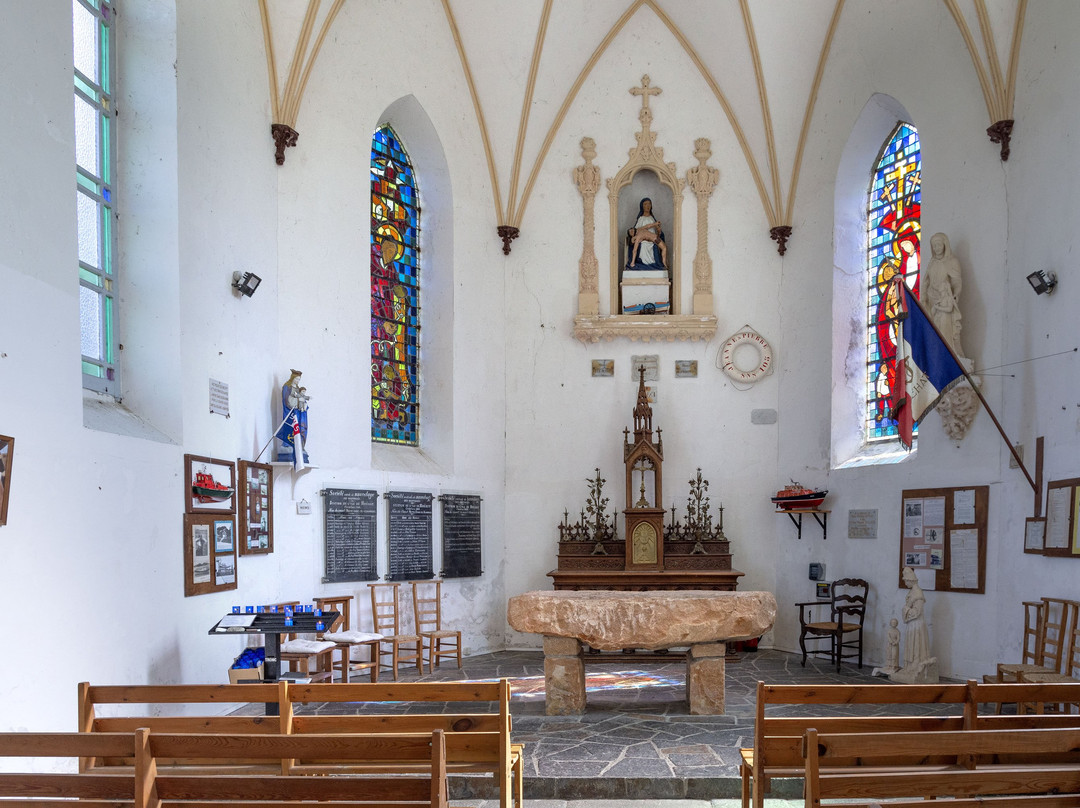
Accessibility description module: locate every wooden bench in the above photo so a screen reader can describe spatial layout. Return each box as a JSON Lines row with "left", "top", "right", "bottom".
{"left": 79, "top": 678, "right": 522, "bottom": 808}
{"left": 0, "top": 730, "right": 139, "bottom": 806}
{"left": 739, "top": 680, "right": 973, "bottom": 807}
{"left": 286, "top": 679, "right": 523, "bottom": 808}
{"left": 0, "top": 727, "right": 451, "bottom": 808}
{"left": 740, "top": 679, "right": 1080, "bottom": 808}
{"left": 802, "top": 726, "right": 1080, "bottom": 807}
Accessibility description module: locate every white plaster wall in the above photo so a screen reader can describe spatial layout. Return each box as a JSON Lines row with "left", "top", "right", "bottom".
{"left": 4, "top": 0, "right": 1080, "bottom": 739}
{"left": 0, "top": 0, "right": 507, "bottom": 734}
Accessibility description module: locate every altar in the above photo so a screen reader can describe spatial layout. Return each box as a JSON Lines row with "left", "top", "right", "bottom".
{"left": 507, "top": 589, "right": 776, "bottom": 715}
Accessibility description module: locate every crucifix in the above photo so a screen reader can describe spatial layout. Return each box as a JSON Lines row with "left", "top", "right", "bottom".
{"left": 630, "top": 74, "right": 662, "bottom": 130}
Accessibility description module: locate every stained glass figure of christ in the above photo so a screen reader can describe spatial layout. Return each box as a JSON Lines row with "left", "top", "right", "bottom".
{"left": 866, "top": 122, "right": 921, "bottom": 441}
{"left": 371, "top": 126, "right": 420, "bottom": 445}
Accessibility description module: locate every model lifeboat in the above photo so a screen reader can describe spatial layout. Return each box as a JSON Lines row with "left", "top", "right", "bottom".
{"left": 771, "top": 482, "right": 827, "bottom": 511}
{"left": 192, "top": 470, "right": 234, "bottom": 503}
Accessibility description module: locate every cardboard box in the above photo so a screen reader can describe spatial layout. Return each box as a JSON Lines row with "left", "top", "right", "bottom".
{"left": 227, "top": 661, "right": 263, "bottom": 684}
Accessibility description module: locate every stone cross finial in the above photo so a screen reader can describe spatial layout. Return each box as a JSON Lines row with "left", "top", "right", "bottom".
{"left": 630, "top": 75, "right": 662, "bottom": 129}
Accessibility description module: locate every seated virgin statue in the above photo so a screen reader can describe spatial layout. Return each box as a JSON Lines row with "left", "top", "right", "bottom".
{"left": 626, "top": 197, "right": 667, "bottom": 270}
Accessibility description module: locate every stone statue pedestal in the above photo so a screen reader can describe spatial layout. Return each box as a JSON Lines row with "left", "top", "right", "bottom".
{"left": 507, "top": 589, "right": 776, "bottom": 715}
{"left": 889, "top": 657, "right": 940, "bottom": 684}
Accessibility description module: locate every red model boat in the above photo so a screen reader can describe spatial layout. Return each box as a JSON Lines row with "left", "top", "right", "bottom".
{"left": 192, "top": 471, "right": 234, "bottom": 503}
{"left": 771, "top": 482, "right": 827, "bottom": 510}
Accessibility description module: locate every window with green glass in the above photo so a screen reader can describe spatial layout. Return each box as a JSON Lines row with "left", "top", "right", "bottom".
{"left": 371, "top": 126, "right": 420, "bottom": 445}
{"left": 74, "top": 0, "right": 118, "bottom": 394}
{"left": 866, "top": 122, "right": 921, "bottom": 441}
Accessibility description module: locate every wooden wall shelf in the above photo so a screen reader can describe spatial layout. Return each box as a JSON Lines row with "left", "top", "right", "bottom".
{"left": 778, "top": 508, "right": 829, "bottom": 540}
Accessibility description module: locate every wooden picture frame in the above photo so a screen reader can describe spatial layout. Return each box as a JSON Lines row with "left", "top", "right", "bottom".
{"left": 1043, "top": 477, "right": 1080, "bottom": 557}
{"left": 237, "top": 459, "right": 273, "bottom": 556}
{"left": 1024, "top": 516, "right": 1047, "bottom": 555}
{"left": 184, "top": 454, "right": 236, "bottom": 514}
{"left": 0, "top": 435, "right": 12, "bottom": 527}
{"left": 184, "top": 513, "right": 238, "bottom": 596}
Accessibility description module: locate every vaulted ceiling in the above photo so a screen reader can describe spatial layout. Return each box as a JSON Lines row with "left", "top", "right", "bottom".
{"left": 256, "top": 0, "right": 1027, "bottom": 254}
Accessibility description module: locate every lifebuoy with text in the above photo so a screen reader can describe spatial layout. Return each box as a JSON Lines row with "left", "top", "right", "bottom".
{"left": 719, "top": 327, "right": 773, "bottom": 383}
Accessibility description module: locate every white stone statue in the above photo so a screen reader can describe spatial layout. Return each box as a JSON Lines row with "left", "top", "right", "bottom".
{"left": 890, "top": 567, "right": 939, "bottom": 684}
{"left": 873, "top": 617, "right": 901, "bottom": 677}
{"left": 924, "top": 232, "right": 965, "bottom": 357}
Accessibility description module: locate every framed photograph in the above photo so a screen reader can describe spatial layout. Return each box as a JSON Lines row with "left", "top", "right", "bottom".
{"left": 184, "top": 454, "right": 236, "bottom": 514}
{"left": 0, "top": 435, "right": 12, "bottom": 527}
{"left": 237, "top": 459, "right": 274, "bottom": 555}
{"left": 184, "top": 513, "right": 238, "bottom": 596}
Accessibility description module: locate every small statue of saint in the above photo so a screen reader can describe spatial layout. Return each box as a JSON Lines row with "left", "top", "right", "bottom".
{"left": 275, "top": 369, "right": 310, "bottom": 466}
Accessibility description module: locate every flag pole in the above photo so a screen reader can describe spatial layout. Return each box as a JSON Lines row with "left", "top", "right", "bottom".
{"left": 900, "top": 282, "right": 1037, "bottom": 493}
{"left": 255, "top": 408, "right": 298, "bottom": 463}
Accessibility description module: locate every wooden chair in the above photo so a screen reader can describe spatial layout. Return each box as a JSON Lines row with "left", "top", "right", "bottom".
{"left": 796, "top": 577, "right": 869, "bottom": 671}
{"left": 997, "top": 597, "right": 1079, "bottom": 682}
{"left": 314, "top": 594, "right": 382, "bottom": 683}
{"left": 1018, "top": 613, "right": 1080, "bottom": 713}
{"left": 270, "top": 600, "right": 339, "bottom": 682}
{"left": 411, "top": 580, "right": 462, "bottom": 673}
{"left": 369, "top": 582, "right": 423, "bottom": 680}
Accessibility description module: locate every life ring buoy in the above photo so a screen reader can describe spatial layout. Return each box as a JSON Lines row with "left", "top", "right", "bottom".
{"left": 720, "top": 327, "right": 773, "bottom": 383}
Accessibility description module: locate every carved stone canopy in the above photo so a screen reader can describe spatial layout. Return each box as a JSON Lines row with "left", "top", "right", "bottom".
{"left": 572, "top": 76, "right": 717, "bottom": 343}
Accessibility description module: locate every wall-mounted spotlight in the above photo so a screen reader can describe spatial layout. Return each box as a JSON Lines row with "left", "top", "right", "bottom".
{"left": 232, "top": 271, "right": 262, "bottom": 298}
{"left": 1026, "top": 270, "right": 1057, "bottom": 296}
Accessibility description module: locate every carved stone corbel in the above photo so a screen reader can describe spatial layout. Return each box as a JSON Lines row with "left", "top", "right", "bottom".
{"left": 685, "top": 138, "right": 719, "bottom": 316}
{"left": 574, "top": 137, "right": 602, "bottom": 316}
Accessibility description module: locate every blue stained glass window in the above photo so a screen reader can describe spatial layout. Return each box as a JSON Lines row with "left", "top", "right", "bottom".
{"left": 371, "top": 126, "right": 421, "bottom": 445}
{"left": 866, "top": 122, "right": 921, "bottom": 441}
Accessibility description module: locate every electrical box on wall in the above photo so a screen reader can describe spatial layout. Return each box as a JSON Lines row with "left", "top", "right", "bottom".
{"left": 808, "top": 562, "right": 825, "bottom": 581}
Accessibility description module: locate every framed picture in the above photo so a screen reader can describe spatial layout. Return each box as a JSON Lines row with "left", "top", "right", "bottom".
{"left": 0, "top": 435, "right": 12, "bottom": 527}
{"left": 1024, "top": 516, "right": 1046, "bottom": 555}
{"left": 184, "top": 513, "right": 238, "bottom": 596}
{"left": 237, "top": 459, "right": 274, "bottom": 555}
{"left": 184, "top": 454, "right": 236, "bottom": 514}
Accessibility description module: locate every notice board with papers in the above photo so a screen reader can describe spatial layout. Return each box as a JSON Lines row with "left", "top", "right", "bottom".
{"left": 899, "top": 486, "right": 987, "bottom": 594}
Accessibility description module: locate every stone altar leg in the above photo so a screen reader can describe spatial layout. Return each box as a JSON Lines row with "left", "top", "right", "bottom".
{"left": 686, "top": 641, "right": 725, "bottom": 715}
{"left": 543, "top": 635, "right": 586, "bottom": 715}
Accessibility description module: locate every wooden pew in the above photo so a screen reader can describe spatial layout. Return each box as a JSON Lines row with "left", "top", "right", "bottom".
{"left": 0, "top": 731, "right": 138, "bottom": 806}
{"left": 79, "top": 678, "right": 522, "bottom": 808}
{"left": 802, "top": 726, "right": 1080, "bottom": 807}
{"left": 78, "top": 681, "right": 286, "bottom": 774}
{"left": 286, "top": 679, "right": 522, "bottom": 808}
{"left": 739, "top": 680, "right": 972, "bottom": 808}
{"left": 143, "top": 728, "right": 450, "bottom": 808}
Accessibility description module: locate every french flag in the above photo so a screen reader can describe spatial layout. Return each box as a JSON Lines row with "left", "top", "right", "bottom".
{"left": 890, "top": 280, "right": 966, "bottom": 449}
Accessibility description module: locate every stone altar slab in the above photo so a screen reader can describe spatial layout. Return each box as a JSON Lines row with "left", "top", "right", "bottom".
{"left": 507, "top": 589, "right": 776, "bottom": 715}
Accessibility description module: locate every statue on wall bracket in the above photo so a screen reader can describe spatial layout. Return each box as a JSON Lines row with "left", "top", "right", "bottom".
{"left": 573, "top": 75, "right": 718, "bottom": 343}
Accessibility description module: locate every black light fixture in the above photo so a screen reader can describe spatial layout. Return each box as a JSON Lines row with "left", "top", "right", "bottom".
{"left": 1026, "top": 269, "right": 1057, "bottom": 296}
{"left": 232, "top": 271, "right": 262, "bottom": 298}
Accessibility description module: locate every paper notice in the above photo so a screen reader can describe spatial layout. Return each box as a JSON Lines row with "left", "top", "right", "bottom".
{"left": 903, "top": 499, "right": 923, "bottom": 539}
{"left": 950, "top": 528, "right": 979, "bottom": 589}
{"left": 953, "top": 489, "right": 976, "bottom": 525}
{"left": 1046, "top": 487, "right": 1072, "bottom": 550}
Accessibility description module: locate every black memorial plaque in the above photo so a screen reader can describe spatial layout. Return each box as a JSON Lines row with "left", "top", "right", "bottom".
{"left": 322, "top": 488, "right": 378, "bottom": 583}
{"left": 440, "top": 494, "right": 482, "bottom": 578}
{"left": 386, "top": 490, "right": 434, "bottom": 581}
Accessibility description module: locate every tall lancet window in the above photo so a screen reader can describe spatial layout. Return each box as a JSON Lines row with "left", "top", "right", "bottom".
{"left": 75, "top": 0, "right": 118, "bottom": 394}
{"left": 371, "top": 126, "right": 421, "bottom": 446}
{"left": 866, "top": 122, "right": 921, "bottom": 441}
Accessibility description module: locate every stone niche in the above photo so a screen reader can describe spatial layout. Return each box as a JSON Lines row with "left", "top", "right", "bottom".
{"left": 572, "top": 75, "right": 718, "bottom": 343}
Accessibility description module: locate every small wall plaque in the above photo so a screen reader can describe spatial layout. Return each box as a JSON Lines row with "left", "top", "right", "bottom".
{"left": 592, "top": 359, "right": 614, "bottom": 377}
{"left": 630, "top": 354, "right": 659, "bottom": 381}
{"left": 209, "top": 378, "right": 230, "bottom": 417}
{"left": 674, "top": 359, "right": 698, "bottom": 378}
{"left": 848, "top": 509, "right": 878, "bottom": 539}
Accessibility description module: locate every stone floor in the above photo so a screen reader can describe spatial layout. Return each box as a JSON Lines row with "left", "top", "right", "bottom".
{"left": 297, "top": 647, "right": 963, "bottom": 802}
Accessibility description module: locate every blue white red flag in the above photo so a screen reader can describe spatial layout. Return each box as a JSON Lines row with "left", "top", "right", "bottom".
{"left": 274, "top": 408, "right": 306, "bottom": 470}
{"left": 890, "top": 280, "right": 966, "bottom": 449}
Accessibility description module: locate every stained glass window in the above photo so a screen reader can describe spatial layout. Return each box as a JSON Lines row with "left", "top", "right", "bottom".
{"left": 371, "top": 126, "right": 420, "bottom": 445}
{"left": 74, "top": 0, "right": 118, "bottom": 394}
{"left": 866, "top": 122, "right": 921, "bottom": 441}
